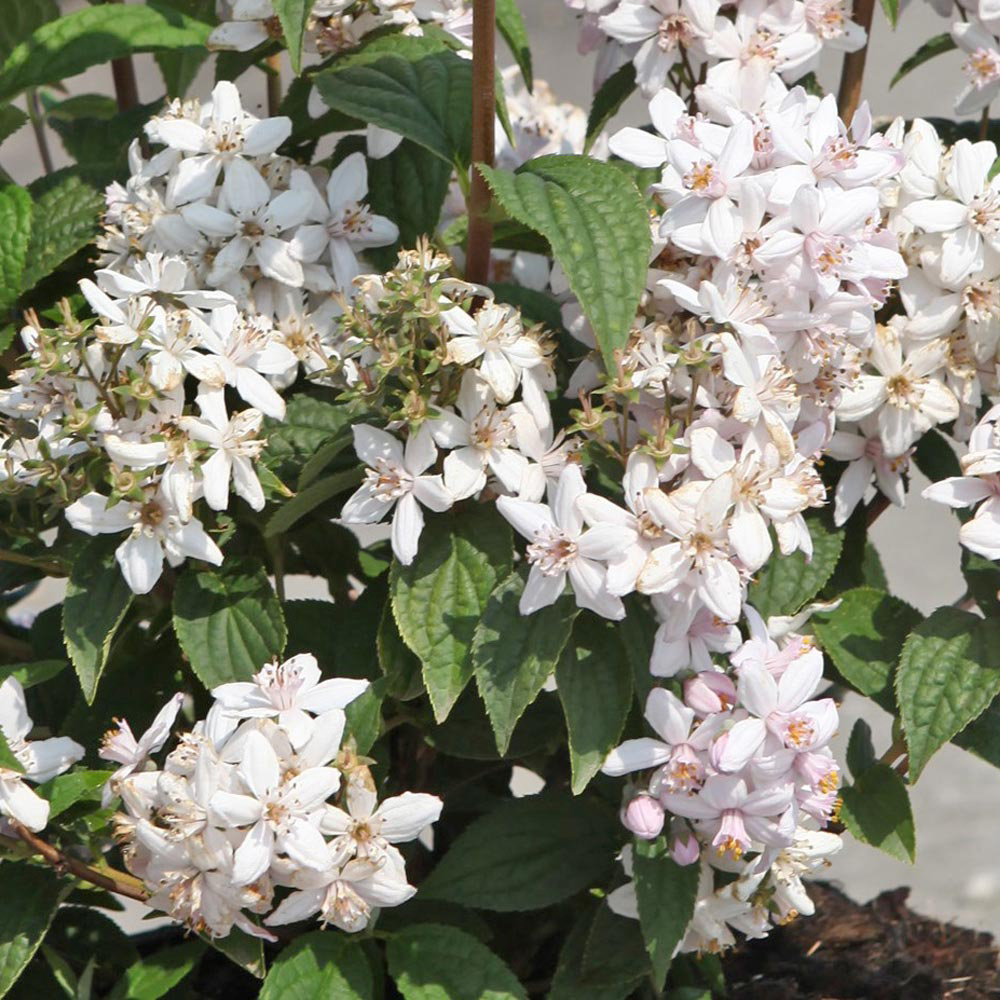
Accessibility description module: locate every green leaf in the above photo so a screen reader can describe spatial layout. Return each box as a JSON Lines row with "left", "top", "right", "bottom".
{"left": 314, "top": 35, "right": 477, "bottom": 168}
{"left": 481, "top": 155, "right": 650, "bottom": 369}
{"left": 911, "top": 427, "right": 961, "bottom": 482}
{"left": 891, "top": 33, "right": 956, "bottom": 89}
{"left": 0, "top": 105, "right": 27, "bottom": 144}
{"left": 896, "top": 608, "right": 1000, "bottom": 781}
{"left": 0, "top": 861, "right": 68, "bottom": 998}
{"left": 813, "top": 587, "right": 921, "bottom": 713}
{"left": 264, "top": 393, "right": 356, "bottom": 473}
{"left": 747, "top": 516, "right": 843, "bottom": 619}
{"left": 0, "top": 2, "right": 212, "bottom": 102}
{"left": 173, "top": 557, "right": 287, "bottom": 689}
{"left": 378, "top": 600, "right": 424, "bottom": 701}
{"left": 961, "top": 548, "right": 1000, "bottom": 614}
{"left": 586, "top": 62, "right": 636, "bottom": 153}
{"left": 581, "top": 903, "right": 651, "bottom": 989}
{"left": 0, "top": 730, "right": 23, "bottom": 774}
{"left": 108, "top": 941, "right": 205, "bottom": 1000}
{"left": 632, "top": 839, "right": 701, "bottom": 989}
{"left": 838, "top": 763, "right": 916, "bottom": 862}
{"left": 391, "top": 505, "right": 512, "bottom": 721}
{"left": 272, "top": 0, "right": 309, "bottom": 74}
{"left": 550, "top": 910, "right": 643, "bottom": 1000}
{"left": 880, "top": 0, "right": 899, "bottom": 26}
{"left": 846, "top": 718, "right": 876, "bottom": 780}
{"left": 421, "top": 792, "right": 618, "bottom": 911}
{"left": 62, "top": 536, "right": 134, "bottom": 704}
{"left": 205, "top": 927, "right": 265, "bottom": 980}
{"left": 22, "top": 172, "right": 104, "bottom": 292}
{"left": 260, "top": 932, "right": 373, "bottom": 1000}
{"left": 0, "top": 660, "right": 66, "bottom": 689}
{"left": 0, "top": 184, "right": 31, "bottom": 313}
{"left": 490, "top": 282, "right": 565, "bottom": 334}
{"left": 155, "top": 0, "right": 214, "bottom": 97}
{"left": 556, "top": 615, "right": 633, "bottom": 794}
{"left": 496, "top": 0, "right": 532, "bottom": 91}
{"left": 0, "top": 0, "right": 58, "bottom": 62}
{"left": 471, "top": 568, "right": 578, "bottom": 754}
{"left": 387, "top": 923, "right": 526, "bottom": 1000}
{"left": 344, "top": 677, "right": 385, "bottom": 756}
{"left": 37, "top": 770, "right": 113, "bottom": 819}
{"left": 264, "top": 468, "right": 362, "bottom": 538}
{"left": 955, "top": 696, "right": 1000, "bottom": 766}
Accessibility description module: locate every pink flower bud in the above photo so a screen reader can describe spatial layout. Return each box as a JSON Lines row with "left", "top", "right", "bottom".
{"left": 670, "top": 831, "right": 701, "bottom": 867}
{"left": 684, "top": 672, "right": 736, "bottom": 716}
{"left": 622, "top": 794, "right": 665, "bottom": 840}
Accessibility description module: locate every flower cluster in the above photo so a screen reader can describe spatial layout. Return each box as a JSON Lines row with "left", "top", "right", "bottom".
{"left": 108, "top": 654, "right": 441, "bottom": 938}
{"left": 601, "top": 609, "right": 842, "bottom": 952}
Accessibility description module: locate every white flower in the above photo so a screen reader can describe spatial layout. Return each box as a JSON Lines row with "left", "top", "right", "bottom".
{"left": 953, "top": 20, "right": 1000, "bottom": 115}
{"left": 496, "top": 464, "right": 631, "bottom": 619}
{"left": 341, "top": 424, "right": 454, "bottom": 566}
{"left": 65, "top": 489, "right": 223, "bottom": 595}
{"left": 827, "top": 418, "right": 908, "bottom": 525}
{"left": 0, "top": 678, "right": 83, "bottom": 832}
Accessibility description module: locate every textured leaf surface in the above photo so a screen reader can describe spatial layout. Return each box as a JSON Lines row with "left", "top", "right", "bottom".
{"left": 62, "top": 536, "right": 134, "bottom": 704}
{"left": 896, "top": 608, "right": 1000, "bottom": 781}
{"left": 391, "top": 506, "right": 512, "bottom": 721}
{"left": 0, "top": 862, "right": 67, "bottom": 998}
{"left": 421, "top": 792, "right": 618, "bottom": 911}
{"left": 556, "top": 615, "right": 633, "bottom": 793}
{"left": 481, "top": 155, "right": 650, "bottom": 368}
{"left": 109, "top": 941, "right": 205, "bottom": 1000}
{"left": 472, "top": 569, "right": 578, "bottom": 754}
{"left": 22, "top": 172, "right": 104, "bottom": 292}
{"left": 387, "top": 924, "right": 526, "bottom": 1000}
{"left": 0, "top": 2, "right": 212, "bottom": 102}
{"left": 839, "top": 763, "right": 916, "bottom": 862}
{"left": 496, "top": 0, "right": 532, "bottom": 90}
{"left": 747, "top": 516, "right": 843, "bottom": 619}
{"left": 0, "top": 183, "right": 31, "bottom": 313}
{"left": 633, "top": 840, "right": 700, "bottom": 989}
{"left": 813, "top": 587, "right": 920, "bottom": 712}
{"left": 173, "top": 558, "right": 286, "bottom": 688}
{"left": 260, "top": 933, "right": 372, "bottom": 1000}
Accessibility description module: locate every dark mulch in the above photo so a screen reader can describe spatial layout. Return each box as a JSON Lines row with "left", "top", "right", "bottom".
{"left": 723, "top": 882, "right": 1000, "bottom": 999}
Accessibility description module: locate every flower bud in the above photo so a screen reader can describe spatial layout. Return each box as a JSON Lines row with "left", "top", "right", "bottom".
{"left": 622, "top": 794, "right": 664, "bottom": 840}
{"left": 670, "top": 831, "right": 701, "bottom": 867}
{"left": 684, "top": 672, "right": 736, "bottom": 716}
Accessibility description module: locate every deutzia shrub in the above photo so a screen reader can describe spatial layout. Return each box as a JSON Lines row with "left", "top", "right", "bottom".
{"left": 0, "top": 0, "right": 998, "bottom": 995}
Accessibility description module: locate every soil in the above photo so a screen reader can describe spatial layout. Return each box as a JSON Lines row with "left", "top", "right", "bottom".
{"left": 723, "top": 882, "right": 1000, "bottom": 999}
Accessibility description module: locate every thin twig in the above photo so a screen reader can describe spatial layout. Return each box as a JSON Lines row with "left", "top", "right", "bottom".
{"left": 865, "top": 492, "right": 891, "bottom": 527}
{"left": 26, "top": 89, "right": 53, "bottom": 175}
{"left": 465, "top": 0, "right": 496, "bottom": 287}
{"left": 836, "top": 0, "right": 877, "bottom": 122}
{"left": 265, "top": 54, "right": 283, "bottom": 118}
{"left": 980, "top": 105, "right": 991, "bottom": 142}
{"left": 11, "top": 822, "right": 149, "bottom": 902}
{"left": 0, "top": 548, "right": 65, "bottom": 576}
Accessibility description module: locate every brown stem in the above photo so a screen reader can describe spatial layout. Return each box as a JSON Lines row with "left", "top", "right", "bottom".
{"left": 865, "top": 492, "right": 890, "bottom": 527}
{"left": 465, "top": 0, "right": 496, "bottom": 287}
{"left": 27, "top": 90, "right": 53, "bottom": 175}
{"left": 11, "top": 822, "right": 149, "bottom": 902}
{"left": 108, "top": 0, "right": 140, "bottom": 113}
{"left": 878, "top": 734, "right": 907, "bottom": 768}
{"left": 0, "top": 548, "right": 65, "bottom": 576}
{"left": 265, "top": 54, "right": 283, "bottom": 118}
{"left": 980, "top": 106, "right": 991, "bottom": 142}
{"left": 836, "top": 0, "right": 877, "bottom": 123}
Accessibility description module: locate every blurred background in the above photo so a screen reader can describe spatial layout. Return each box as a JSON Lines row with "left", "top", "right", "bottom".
{"left": 6, "top": 0, "right": 1000, "bottom": 938}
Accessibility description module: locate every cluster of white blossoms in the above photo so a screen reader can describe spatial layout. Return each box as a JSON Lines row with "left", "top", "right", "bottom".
{"left": 0, "top": 82, "right": 399, "bottom": 594}
{"left": 600, "top": 609, "right": 842, "bottom": 952}
{"left": 210, "top": 0, "right": 472, "bottom": 57}
{"left": 0, "top": 678, "right": 84, "bottom": 833}
{"left": 107, "top": 654, "right": 441, "bottom": 939}
{"left": 564, "top": 0, "right": 865, "bottom": 101}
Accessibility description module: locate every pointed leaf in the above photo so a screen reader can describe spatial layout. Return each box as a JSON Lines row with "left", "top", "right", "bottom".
{"left": 108, "top": 941, "right": 205, "bottom": 1000}
{"left": 891, "top": 33, "right": 955, "bottom": 89}
{"left": 472, "top": 568, "right": 578, "bottom": 754}
{"left": 63, "top": 536, "right": 134, "bottom": 704}
{"left": 550, "top": 909, "right": 643, "bottom": 1000}
{"left": 272, "top": 0, "right": 309, "bottom": 74}
{"left": 586, "top": 61, "right": 636, "bottom": 152}
{"left": 264, "top": 468, "right": 362, "bottom": 538}
{"left": 260, "top": 932, "right": 373, "bottom": 1000}
{"left": 480, "top": 155, "right": 650, "bottom": 368}
{"left": 173, "top": 557, "right": 287, "bottom": 689}
{"left": 391, "top": 505, "right": 512, "bottom": 721}
{"left": 838, "top": 763, "right": 916, "bottom": 862}
{"left": 496, "top": 0, "right": 532, "bottom": 91}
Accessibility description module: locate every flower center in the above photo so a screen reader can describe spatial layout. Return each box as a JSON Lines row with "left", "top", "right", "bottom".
{"left": 964, "top": 48, "right": 1000, "bottom": 87}
{"left": 657, "top": 13, "right": 692, "bottom": 51}
{"left": 526, "top": 525, "right": 578, "bottom": 575}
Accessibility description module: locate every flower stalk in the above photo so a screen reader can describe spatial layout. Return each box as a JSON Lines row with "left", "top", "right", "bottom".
{"left": 836, "top": 0, "right": 877, "bottom": 121}
{"left": 466, "top": 0, "right": 496, "bottom": 286}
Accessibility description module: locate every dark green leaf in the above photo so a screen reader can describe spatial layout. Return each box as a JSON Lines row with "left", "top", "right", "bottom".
{"left": 581, "top": 902, "right": 651, "bottom": 989}
{"left": 0, "top": 106, "right": 27, "bottom": 145}
{"left": 550, "top": 909, "right": 643, "bottom": 1000}
{"left": 556, "top": 615, "right": 633, "bottom": 794}
{"left": 586, "top": 61, "right": 636, "bottom": 152}
{"left": 344, "top": 677, "right": 385, "bottom": 755}
{"left": 421, "top": 792, "right": 618, "bottom": 911}
{"left": 481, "top": 155, "right": 650, "bottom": 369}
{"left": 0, "top": 2, "right": 212, "bottom": 103}
{"left": 173, "top": 557, "right": 286, "bottom": 689}
{"left": 391, "top": 505, "right": 512, "bottom": 721}
{"left": 911, "top": 427, "right": 961, "bottom": 482}
{"left": 813, "top": 587, "right": 921, "bottom": 713}
{"left": 846, "top": 718, "right": 876, "bottom": 779}
{"left": 0, "top": 184, "right": 31, "bottom": 313}
{"left": 838, "top": 763, "right": 916, "bottom": 862}
{"left": 496, "top": 0, "right": 532, "bottom": 91}
{"left": 260, "top": 932, "right": 373, "bottom": 1000}
{"left": 62, "top": 536, "right": 134, "bottom": 703}
{"left": 205, "top": 928, "right": 265, "bottom": 980}
{"left": 0, "top": 1, "right": 58, "bottom": 62}
{"left": 633, "top": 839, "right": 700, "bottom": 989}
{"left": 387, "top": 924, "right": 525, "bottom": 1000}
{"left": 891, "top": 33, "right": 954, "bottom": 88}
{"left": 108, "top": 941, "right": 205, "bottom": 1000}
{"left": 264, "top": 468, "right": 362, "bottom": 537}
{"left": 896, "top": 608, "right": 1000, "bottom": 781}
{"left": 155, "top": 0, "right": 214, "bottom": 97}
{"left": 472, "top": 568, "right": 578, "bottom": 754}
